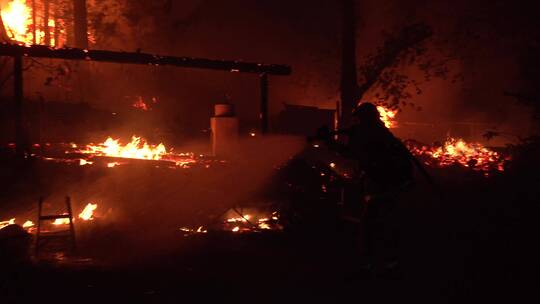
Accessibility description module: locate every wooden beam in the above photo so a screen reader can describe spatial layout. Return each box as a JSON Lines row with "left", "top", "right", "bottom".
{"left": 0, "top": 44, "right": 292, "bottom": 75}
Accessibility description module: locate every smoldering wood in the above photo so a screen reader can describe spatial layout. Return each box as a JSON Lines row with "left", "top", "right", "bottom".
{"left": 0, "top": 43, "right": 292, "bottom": 75}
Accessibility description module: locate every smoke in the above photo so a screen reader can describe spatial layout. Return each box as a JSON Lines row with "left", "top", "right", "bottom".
{"left": 20, "top": 135, "right": 303, "bottom": 257}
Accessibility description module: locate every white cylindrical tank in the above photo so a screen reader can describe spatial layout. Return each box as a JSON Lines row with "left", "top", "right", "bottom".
{"left": 211, "top": 103, "right": 239, "bottom": 157}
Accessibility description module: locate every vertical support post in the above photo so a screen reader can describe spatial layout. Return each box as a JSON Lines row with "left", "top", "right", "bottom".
{"left": 14, "top": 55, "right": 24, "bottom": 157}
{"left": 260, "top": 73, "right": 269, "bottom": 134}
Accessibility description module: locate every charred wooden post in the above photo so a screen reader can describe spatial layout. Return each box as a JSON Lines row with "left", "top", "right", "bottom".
{"left": 14, "top": 55, "right": 24, "bottom": 157}
{"left": 260, "top": 73, "right": 269, "bottom": 134}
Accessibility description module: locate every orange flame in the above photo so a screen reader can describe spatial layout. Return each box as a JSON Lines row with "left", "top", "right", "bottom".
{"left": 376, "top": 106, "right": 398, "bottom": 128}
{"left": 78, "top": 203, "right": 97, "bottom": 221}
{"left": 22, "top": 220, "right": 34, "bottom": 228}
{"left": 81, "top": 136, "right": 167, "bottom": 161}
{"left": 0, "top": 218, "right": 16, "bottom": 229}
{"left": 1, "top": 0, "right": 32, "bottom": 44}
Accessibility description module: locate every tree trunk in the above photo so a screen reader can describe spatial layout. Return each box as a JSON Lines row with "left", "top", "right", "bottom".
{"left": 44, "top": 0, "right": 51, "bottom": 46}
{"left": 339, "top": 0, "right": 358, "bottom": 130}
{"left": 54, "top": 1, "right": 60, "bottom": 47}
{"left": 32, "top": 0, "right": 37, "bottom": 44}
{"left": 73, "top": 0, "right": 88, "bottom": 48}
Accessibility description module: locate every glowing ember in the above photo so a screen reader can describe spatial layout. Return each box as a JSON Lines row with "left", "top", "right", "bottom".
{"left": 22, "top": 220, "right": 34, "bottom": 228}
{"left": 223, "top": 211, "right": 282, "bottom": 232}
{"left": 1, "top": 0, "right": 32, "bottom": 44}
{"left": 0, "top": 218, "right": 16, "bottom": 229}
{"left": 132, "top": 96, "right": 149, "bottom": 111}
{"left": 408, "top": 137, "right": 509, "bottom": 173}
{"left": 81, "top": 136, "right": 167, "bottom": 161}
{"left": 179, "top": 226, "right": 207, "bottom": 234}
{"left": 376, "top": 106, "right": 398, "bottom": 128}
{"left": 78, "top": 203, "right": 97, "bottom": 221}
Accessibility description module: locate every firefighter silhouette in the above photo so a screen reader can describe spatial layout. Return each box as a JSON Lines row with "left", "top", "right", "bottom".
{"left": 321, "top": 102, "right": 414, "bottom": 275}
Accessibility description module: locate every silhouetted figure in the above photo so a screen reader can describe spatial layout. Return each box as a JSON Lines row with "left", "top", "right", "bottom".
{"left": 320, "top": 102, "right": 414, "bottom": 275}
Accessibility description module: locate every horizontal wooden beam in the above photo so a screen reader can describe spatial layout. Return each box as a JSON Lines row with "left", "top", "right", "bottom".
{"left": 0, "top": 43, "right": 292, "bottom": 75}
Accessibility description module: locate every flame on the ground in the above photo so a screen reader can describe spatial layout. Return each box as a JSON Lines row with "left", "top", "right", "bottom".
{"left": 52, "top": 217, "right": 70, "bottom": 225}
{"left": 78, "top": 203, "right": 97, "bottom": 221}
{"left": 227, "top": 214, "right": 251, "bottom": 223}
{"left": 79, "top": 159, "right": 93, "bottom": 166}
{"left": 81, "top": 136, "right": 167, "bottom": 160}
{"left": 179, "top": 226, "right": 207, "bottom": 234}
{"left": 1, "top": 0, "right": 32, "bottom": 44}
{"left": 0, "top": 218, "right": 16, "bottom": 229}
{"left": 408, "top": 137, "right": 509, "bottom": 173}
{"left": 225, "top": 211, "right": 282, "bottom": 232}
{"left": 74, "top": 136, "right": 199, "bottom": 168}
{"left": 1, "top": 218, "right": 36, "bottom": 230}
{"left": 376, "top": 106, "right": 398, "bottom": 129}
